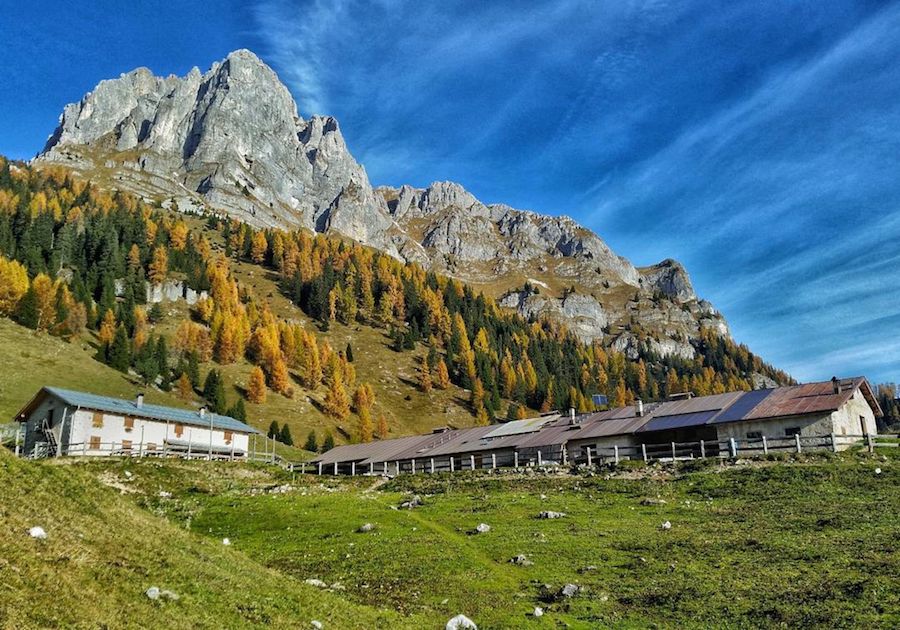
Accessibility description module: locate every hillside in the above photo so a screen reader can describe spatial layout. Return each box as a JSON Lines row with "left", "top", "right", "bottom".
{"left": 35, "top": 48, "right": 731, "bottom": 357}
{"left": 0, "top": 157, "right": 790, "bottom": 449}
{"left": 3, "top": 450, "right": 898, "bottom": 627}
{"left": 0, "top": 449, "right": 416, "bottom": 629}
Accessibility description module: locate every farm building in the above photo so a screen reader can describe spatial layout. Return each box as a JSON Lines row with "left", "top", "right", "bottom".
{"left": 12, "top": 386, "right": 259, "bottom": 459}
{"left": 312, "top": 377, "right": 882, "bottom": 473}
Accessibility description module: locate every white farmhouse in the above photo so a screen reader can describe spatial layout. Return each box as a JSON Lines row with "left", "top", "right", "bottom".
{"left": 13, "top": 387, "right": 259, "bottom": 459}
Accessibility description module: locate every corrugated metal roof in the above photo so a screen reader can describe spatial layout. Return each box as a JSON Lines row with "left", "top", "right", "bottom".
{"left": 315, "top": 433, "right": 437, "bottom": 466}
{"left": 711, "top": 388, "right": 775, "bottom": 424}
{"left": 42, "top": 387, "right": 258, "bottom": 434}
{"left": 737, "top": 379, "right": 865, "bottom": 421}
{"left": 637, "top": 409, "right": 719, "bottom": 432}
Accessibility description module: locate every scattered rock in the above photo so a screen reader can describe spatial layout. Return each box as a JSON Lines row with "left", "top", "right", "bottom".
{"left": 222, "top": 538, "right": 231, "bottom": 546}
{"left": 304, "top": 579, "right": 328, "bottom": 589}
{"left": 539, "top": 583, "right": 581, "bottom": 603}
{"left": 145, "top": 587, "right": 161, "bottom": 600}
{"left": 331, "top": 582, "right": 346, "bottom": 591}
{"left": 661, "top": 521, "right": 672, "bottom": 530}
{"left": 158, "top": 491, "right": 172, "bottom": 499}
{"left": 509, "top": 554, "right": 534, "bottom": 566}
{"left": 400, "top": 495, "right": 424, "bottom": 509}
{"left": 539, "top": 494, "right": 547, "bottom": 500}
{"left": 357, "top": 523, "right": 375, "bottom": 533}
{"left": 446, "top": 614, "right": 477, "bottom": 629}
{"left": 559, "top": 583, "right": 580, "bottom": 599}
{"left": 640, "top": 498, "right": 667, "bottom": 506}
{"left": 311, "top": 621, "right": 323, "bottom": 629}
{"left": 124, "top": 471, "right": 133, "bottom": 479}
{"left": 160, "top": 590, "right": 179, "bottom": 601}
{"left": 537, "top": 511, "right": 566, "bottom": 519}
{"left": 28, "top": 526, "right": 47, "bottom": 539}
{"left": 875, "top": 468, "right": 882, "bottom": 475}
{"left": 533, "top": 606, "right": 544, "bottom": 618}
{"left": 578, "top": 565, "right": 597, "bottom": 574}
{"left": 473, "top": 523, "right": 491, "bottom": 534}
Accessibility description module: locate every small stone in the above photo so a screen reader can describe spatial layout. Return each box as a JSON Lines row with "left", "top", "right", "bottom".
{"left": 509, "top": 554, "right": 533, "bottom": 566}
{"left": 222, "top": 538, "right": 231, "bottom": 546}
{"left": 304, "top": 579, "right": 328, "bottom": 589}
{"left": 158, "top": 491, "right": 172, "bottom": 499}
{"left": 661, "top": 521, "right": 672, "bottom": 530}
{"left": 474, "top": 523, "right": 491, "bottom": 534}
{"left": 124, "top": 471, "right": 133, "bottom": 478}
{"left": 875, "top": 468, "right": 882, "bottom": 475}
{"left": 533, "top": 606, "right": 544, "bottom": 617}
{"left": 160, "top": 590, "right": 179, "bottom": 601}
{"left": 145, "top": 587, "right": 160, "bottom": 600}
{"left": 559, "top": 583, "right": 579, "bottom": 598}
{"left": 28, "top": 526, "right": 47, "bottom": 539}
{"left": 640, "top": 498, "right": 667, "bottom": 506}
{"left": 538, "top": 511, "right": 566, "bottom": 519}
{"left": 357, "top": 523, "right": 375, "bottom": 533}
{"left": 578, "top": 565, "right": 597, "bottom": 574}
{"left": 446, "top": 613, "right": 478, "bottom": 629}
{"left": 311, "top": 621, "right": 323, "bottom": 629}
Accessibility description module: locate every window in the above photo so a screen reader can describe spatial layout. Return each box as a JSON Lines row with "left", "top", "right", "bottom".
{"left": 121, "top": 440, "right": 132, "bottom": 451}
{"left": 174, "top": 423, "right": 184, "bottom": 437}
{"left": 224, "top": 431, "right": 233, "bottom": 445}
{"left": 124, "top": 416, "right": 135, "bottom": 432}
{"left": 784, "top": 427, "right": 801, "bottom": 437}
{"left": 89, "top": 435, "right": 101, "bottom": 450}
{"left": 146, "top": 442, "right": 158, "bottom": 451}
{"left": 746, "top": 431, "right": 762, "bottom": 440}
{"left": 92, "top": 411, "right": 104, "bottom": 428}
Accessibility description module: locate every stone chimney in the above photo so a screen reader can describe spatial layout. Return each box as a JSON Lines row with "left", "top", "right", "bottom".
{"left": 199, "top": 406, "right": 207, "bottom": 418}
{"left": 636, "top": 399, "right": 644, "bottom": 417}
{"left": 832, "top": 376, "right": 841, "bottom": 395}
{"left": 136, "top": 393, "right": 144, "bottom": 409}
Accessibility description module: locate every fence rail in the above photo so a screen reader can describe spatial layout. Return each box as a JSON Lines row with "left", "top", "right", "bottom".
{"left": 313, "top": 432, "right": 898, "bottom": 477}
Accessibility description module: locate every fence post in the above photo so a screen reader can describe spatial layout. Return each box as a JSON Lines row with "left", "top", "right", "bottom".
{"left": 537, "top": 450, "right": 542, "bottom": 466}
{"left": 586, "top": 447, "right": 592, "bottom": 467}
{"left": 671, "top": 442, "right": 677, "bottom": 461}
{"left": 333, "top": 462, "right": 338, "bottom": 475}
{"left": 470, "top": 455, "right": 475, "bottom": 470}
{"left": 762, "top": 436, "right": 768, "bottom": 455}
{"left": 514, "top": 451, "right": 519, "bottom": 468}
{"left": 866, "top": 432, "right": 874, "bottom": 453}
{"left": 430, "top": 458, "right": 435, "bottom": 474}
{"left": 396, "top": 461, "right": 401, "bottom": 476}
{"left": 450, "top": 457, "right": 455, "bottom": 472}
{"left": 318, "top": 462, "right": 322, "bottom": 475}
{"left": 491, "top": 453, "right": 496, "bottom": 469}
{"left": 698, "top": 439, "right": 705, "bottom": 459}
{"left": 830, "top": 432, "right": 838, "bottom": 453}
{"left": 139, "top": 426, "right": 144, "bottom": 458}
{"left": 14, "top": 424, "right": 20, "bottom": 457}
{"left": 562, "top": 446, "right": 568, "bottom": 465}
{"left": 795, "top": 433, "right": 802, "bottom": 453}
{"left": 82, "top": 438, "right": 87, "bottom": 457}
{"left": 642, "top": 443, "right": 648, "bottom": 462}
{"left": 351, "top": 462, "right": 356, "bottom": 476}
{"left": 411, "top": 459, "right": 416, "bottom": 474}
{"left": 187, "top": 430, "right": 192, "bottom": 458}
{"left": 729, "top": 438, "right": 737, "bottom": 459}
{"left": 614, "top": 445, "right": 619, "bottom": 465}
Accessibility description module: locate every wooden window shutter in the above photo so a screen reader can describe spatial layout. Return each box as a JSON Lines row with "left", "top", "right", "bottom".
{"left": 92, "top": 411, "right": 104, "bottom": 428}
{"left": 224, "top": 431, "right": 233, "bottom": 444}
{"left": 89, "top": 435, "right": 101, "bottom": 449}
{"left": 122, "top": 440, "right": 132, "bottom": 451}
{"left": 174, "top": 423, "right": 184, "bottom": 437}
{"left": 124, "top": 416, "right": 135, "bottom": 431}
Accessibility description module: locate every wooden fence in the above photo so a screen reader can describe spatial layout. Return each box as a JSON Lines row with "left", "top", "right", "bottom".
{"left": 312, "top": 432, "right": 899, "bottom": 476}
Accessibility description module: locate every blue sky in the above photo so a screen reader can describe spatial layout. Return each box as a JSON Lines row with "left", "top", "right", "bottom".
{"left": 1, "top": 0, "right": 898, "bottom": 384}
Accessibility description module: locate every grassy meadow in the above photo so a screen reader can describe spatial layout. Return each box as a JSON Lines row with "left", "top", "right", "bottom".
{"left": 2, "top": 448, "right": 898, "bottom": 628}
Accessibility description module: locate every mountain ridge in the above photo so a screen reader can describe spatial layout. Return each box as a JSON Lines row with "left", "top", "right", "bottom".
{"left": 36, "top": 49, "right": 728, "bottom": 359}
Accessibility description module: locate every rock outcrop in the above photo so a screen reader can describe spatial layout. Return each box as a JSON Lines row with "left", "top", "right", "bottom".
{"left": 36, "top": 49, "right": 730, "bottom": 358}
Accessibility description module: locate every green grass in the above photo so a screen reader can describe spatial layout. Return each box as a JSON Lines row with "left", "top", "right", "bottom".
{"left": 0, "top": 450, "right": 419, "bottom": 629}
{"left": 76, "top": 451, "right": 899, "bottom": 629}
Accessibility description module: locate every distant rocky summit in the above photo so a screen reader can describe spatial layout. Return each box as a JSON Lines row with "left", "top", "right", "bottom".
{"left": 37, "top": 49, "right": 728, "bottom": 357}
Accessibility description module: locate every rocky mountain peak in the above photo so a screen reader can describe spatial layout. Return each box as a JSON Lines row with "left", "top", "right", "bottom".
{"left": 35, "top": 49, "right": 730, "bottom": 358}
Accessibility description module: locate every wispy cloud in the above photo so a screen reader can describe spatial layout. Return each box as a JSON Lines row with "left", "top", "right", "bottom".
{"left": 251, "top": 0, "right": 900, "bottom": 382}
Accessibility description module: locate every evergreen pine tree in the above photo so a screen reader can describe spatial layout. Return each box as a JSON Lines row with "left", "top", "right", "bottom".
{"left": 17, "top": 284, "right": 38, "bottom": 329}
{"left": 108, "top": 325, "right": 132, "bottom": 372}
{"left": 279, "top": 423, "right": 293, "bottom": 446}
{"left": 345, "top": 342, "right": 354, "bottom": 362}
{"left": 322, "top": 430, "right": 335, "bottom": 452}
{"left": 268, "top": 420, "right": 280, "bottom": 440}
{"left": 304, "top": 430, "right": 318, "bottom": 453}
{"left": 187, "top": 350, "right": 200, "bottom": 387}
{"left": 227, "top": 398, "right": 247, "bottom": 422}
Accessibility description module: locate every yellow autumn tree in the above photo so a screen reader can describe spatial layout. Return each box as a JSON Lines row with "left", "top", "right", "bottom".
{"left": 148, "top": 245, "right": 168, "bottom": 285}
{"left": 354, "top": 383, "right": 375, "bottom": 442}
{"left": 31, "top": 273, "right": 56, "bottom": 332}
{"left": 98, "top": 309, "right": 117, "bottom": 347}
{"left": 251, "top": 231, "right": 268, "bottom": 264}
{"left": 247, "top": 365, "right": 267, "bottom": 404}
{"left": 176, "top": 372, "right": 193, "bottom": 400}
{"left": 0, "top": 256, "right": 28, "bottom": 315}
{"left": 377, "top": 414, "right": 389, "bottom": 439}
{"left": 323, "top": 365, "right": 350, "bottom": 421}
{"left": 435, "top": 358, "right": 451, "bottom": 390}
{"left": 268, "top": 355, "right": 292, "bottom": 397}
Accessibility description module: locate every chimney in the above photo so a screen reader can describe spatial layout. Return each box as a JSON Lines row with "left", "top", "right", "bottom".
{"left": 199, "top": 406, "right": 207, "bottom": 418}
{"left": 832, "top": 376, "right": 841, "bottom": 394}
{"left": 636, "top": 399, "right": 644, "bottom": 417}
{"left": 136, "top": 393, "right": 144, "bottom": 409}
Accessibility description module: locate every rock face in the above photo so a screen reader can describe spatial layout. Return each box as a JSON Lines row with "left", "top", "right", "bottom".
{"left": 36, "top": 49, "right": 730, "bottom": 357}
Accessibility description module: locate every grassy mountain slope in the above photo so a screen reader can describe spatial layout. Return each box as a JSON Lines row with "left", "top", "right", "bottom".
{"left": 3, "top": 450, "right": 898, "bottom": 628}
{"left": 0, "top": 449, "right": 417, "bottom": 629}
